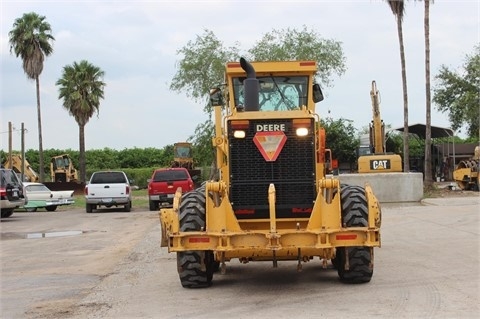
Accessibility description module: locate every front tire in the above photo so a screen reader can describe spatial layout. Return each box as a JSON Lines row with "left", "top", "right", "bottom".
{"left": 335, "top": 185, "right": 373, "bottom": 283}
{"left": 177, "top": 187, "right": 214, "bottom": 288}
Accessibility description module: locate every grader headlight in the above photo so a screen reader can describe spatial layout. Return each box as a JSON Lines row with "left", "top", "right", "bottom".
{"left": 231, "top": 120, "right": 249, "bottom": 139}
{"left": 295, "top": 127, "right": 309, "bottom": 136}
{"left": 233, "top": 130, "right": 246, "bottom": 138}
{"left": 292, "top": 119, "right": 311, "bottom": 137}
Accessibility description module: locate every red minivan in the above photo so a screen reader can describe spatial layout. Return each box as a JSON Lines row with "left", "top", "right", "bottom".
{"left": 147, "top": 167, "right": 194, "bottom": 211}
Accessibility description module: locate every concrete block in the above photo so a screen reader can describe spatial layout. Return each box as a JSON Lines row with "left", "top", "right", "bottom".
{"left": 337, "top": 172, "right": 424, "bottom": 203}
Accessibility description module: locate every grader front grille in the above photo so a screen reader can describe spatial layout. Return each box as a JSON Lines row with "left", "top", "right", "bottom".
{"left": 228, "top": 119, "right": 316, "bottom": 219}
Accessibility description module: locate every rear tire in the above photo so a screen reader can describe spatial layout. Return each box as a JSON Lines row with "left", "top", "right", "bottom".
{"left": 1, "top": 209, "right": 14, "bottom": 218}
{"left": 177, "top": 186, "right": 214, "bottom": 288}
{"left": 149, "top": 200, "right": 156, "bottom": 211}
{"left": 86, "top": 203, "right": 93, "bottom": 213}
{"left": 46, "top": 205, "right": 57, "bottom": 212}
{"left": 336, "top": 185, "right": 373, "bottom": 283}
{"left": 124, "top": 201, "right": 132, "bottom": 212}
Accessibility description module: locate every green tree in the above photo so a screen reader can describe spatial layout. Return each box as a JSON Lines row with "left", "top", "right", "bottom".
{"left": 56, "top": 60, "right": 106, "bottom": 182}
{"left": 170, "top": 29, "right": 240, "bottom": 112}
{"left": 190, "top": 118, "right": 215, "bottom": 168}
{"left": 433, "top": 45, "right": 480, "bottom": 139}
{"left": 247, "top": 26, "right": 346, "bottom": 87}
{"left": 170, "top": 27, "right": 347, "bottom": 168}
{"left": 8, "top": 12, "right": 55, "bottom": 182}
{"left": 387, "top": 0, "right": 410, "bottom": 172}
{"left": 85, "top": 148, "right": 119, "bottom": 170}
{"left": 169, "top": 29, "right": 240, "bottom": 170}
{"left": 321, "top": 118, "right": 359, "bottom": 166}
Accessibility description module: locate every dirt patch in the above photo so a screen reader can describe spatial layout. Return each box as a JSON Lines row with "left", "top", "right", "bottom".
{"left": 424, "top": 182, "right": 479, "bottom": 198}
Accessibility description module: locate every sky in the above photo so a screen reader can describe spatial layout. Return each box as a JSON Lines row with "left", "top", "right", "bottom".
{"left": 1, "top": 0, "right": 479, "bottom": 152}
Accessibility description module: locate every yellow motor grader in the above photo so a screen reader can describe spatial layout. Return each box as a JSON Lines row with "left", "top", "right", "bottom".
{"left": 160, "top": 58, "right": 382, "bottom": 288}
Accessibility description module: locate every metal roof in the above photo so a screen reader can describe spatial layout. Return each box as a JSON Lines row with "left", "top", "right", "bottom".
{"left": 392, "top": 123, "right": 454, "bottom": 139}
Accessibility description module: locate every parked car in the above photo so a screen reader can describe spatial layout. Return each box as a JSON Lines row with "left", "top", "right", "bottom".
{"left": 85, "top": 170, "right": 132, "bottom": 213}
{"left": 0, "top": 168, "right": 27, "bottom": 218}
{"left": 147, "top": 167, "right": 194, "bottom": 211}
{"left": 22, "top": 182, "right": 75, "bottom": 212}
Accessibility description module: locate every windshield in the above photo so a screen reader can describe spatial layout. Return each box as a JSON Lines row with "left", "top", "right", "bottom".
{"left": 233, "top": 76, "right": 308, "bottom": 111}
{"left": 91, "top": 172, "right": 127, "bottom": 184}
{"left": 174, "top": 146, "right": 191, "bottom": 158}
{"left": 25, "top": 184, "right": 50, "bottom": 192}
{"left": 153, "top": 170, "right": 188, "bottom": 182}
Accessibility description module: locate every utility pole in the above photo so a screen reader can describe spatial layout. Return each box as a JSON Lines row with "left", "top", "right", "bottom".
{"left": 21, "top": 122, "right": 26, "bottom": 181}
{"left": 8, "top": 121, "right": 12, "bottom": 167}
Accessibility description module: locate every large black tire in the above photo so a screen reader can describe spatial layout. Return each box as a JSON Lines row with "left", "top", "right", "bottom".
{"left": 335, "top": 185, "right": 373, "bottom": 284}
{"left": 176, "top": 187, "right": 215, "bottom": 288}
{"left": 149, "top": 200, "right": 157, "bottom": 211}
{"left": 124, "top": 201, "right": 132, "bottom": 212}
{"left": 46, "top": 205, "right": 57, "bottom": 212}
{"left": 86, "top": 203, "right": 93, "bottom": 213}
{"left": 1, "top": 209, "right": 14, "bottom": 218}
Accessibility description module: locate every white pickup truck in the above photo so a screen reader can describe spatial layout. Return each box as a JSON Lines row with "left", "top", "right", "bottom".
{"left": 84, "top": 171, "right": 132, "bottom": 213}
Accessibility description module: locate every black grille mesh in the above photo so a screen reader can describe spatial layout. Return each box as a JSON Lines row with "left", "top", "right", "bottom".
{"left": 228, "top": 119, "right": 316, "bottom": 219}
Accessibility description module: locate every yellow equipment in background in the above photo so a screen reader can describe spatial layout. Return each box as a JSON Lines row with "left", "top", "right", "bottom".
{"left": 2, "top": 154, "right": 40, "bottom": 182}
{"left": 453, "top": 146, "right": 479, "bottom": 191}
{"left": 160, "top": 58, "right": 382, "bottom": 288}
{"left": 50, "top": 154, "right": 79, "bottom": 182}
{"left": 171, "top": 142, "right": 202, "bottom": 183}
{"left": 358, "top": 81, "right": 402, "bottom": 173}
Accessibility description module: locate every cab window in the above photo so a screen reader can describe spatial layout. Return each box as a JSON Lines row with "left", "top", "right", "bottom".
{"left": 233, "top": 76, "right": 308, "bottom": 111}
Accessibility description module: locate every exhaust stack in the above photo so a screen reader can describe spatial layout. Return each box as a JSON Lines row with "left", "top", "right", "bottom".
{"left": 240, "top": 57, "right": 259, "bottom": 111}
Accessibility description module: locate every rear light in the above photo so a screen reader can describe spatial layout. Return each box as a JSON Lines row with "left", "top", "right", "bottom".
{"left": 235, "top": 209, "right": 255, "bottom": 215}
{"left": 299, "top": 61, "right": 316, "bottom": 67}
{"left": 336, "top": 234, "right": 357, "bottom": 240}
{"left": 126, "top": 186, "right": 130, "bottom": 194}
{"left": 0, "top": 188, "right": 6, "bottom": 197}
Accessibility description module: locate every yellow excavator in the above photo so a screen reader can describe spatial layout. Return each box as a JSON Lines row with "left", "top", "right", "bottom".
{"left": 2, "top": 154, "right": 40, "bottom": 182}
{"left": 358, "top": 81, "right": 402, "bottom": 173}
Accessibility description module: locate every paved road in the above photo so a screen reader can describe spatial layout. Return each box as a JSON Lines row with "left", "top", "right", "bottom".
{"left": 1, "top": 197, "right": 479, "bottom": 319}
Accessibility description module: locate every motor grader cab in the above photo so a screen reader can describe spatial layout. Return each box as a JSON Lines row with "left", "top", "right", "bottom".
{"left": 160, "top": 58, "right": 382, "bottom": 288}
{"left": 357, "top": 81, "right": 402, "bottom": 173}
{"left": 50, "top": 154, "right": 78, "bottom": 182}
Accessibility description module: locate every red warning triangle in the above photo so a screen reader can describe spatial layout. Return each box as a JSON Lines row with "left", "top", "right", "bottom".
{"left": 253, "top": 131, "right": 287, "bottom": 162}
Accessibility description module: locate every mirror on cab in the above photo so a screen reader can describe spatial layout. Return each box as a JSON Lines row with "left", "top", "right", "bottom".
{"left": 313, "top": 83, "right": 324, "bottom": 103}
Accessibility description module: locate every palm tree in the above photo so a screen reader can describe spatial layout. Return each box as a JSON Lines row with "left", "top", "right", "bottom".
{"left": 424, "top": 0, "right": 433, "bottom": 187}
{"left": 9, "top": 12, "right": 55, "bottom": 182}
{"left": 387, "top": 0, "right": 410, "bottom": 172}
{"left": 56, "top": 60, "right": 106, "bottom": 183}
